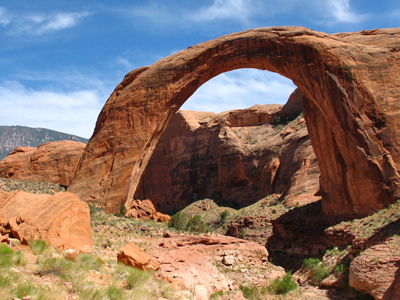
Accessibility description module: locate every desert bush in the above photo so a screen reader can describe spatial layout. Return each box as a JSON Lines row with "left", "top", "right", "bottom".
{"left": 107, "top": 284, "right": 124, "bottom": 300}
{"left": 0, "top": 244, "right": 14, "bottom": 267}
{"left": 37, "top": 256, "right": 75, "bottom": 277}
{"left": 302, "top": 257, "right": 331, "bottom": 286}
{"left": 239, "top": 285, "right": 267, "bottom": 299}
{"left": 219, "top": 210, "right": 229, "bottom": 224}
{"left": 269, "top": 272, "right": 297, "bottom": 295}
{"left": 12, "top": 251, "right": 28, "bottom": 266}
{"left": 125, "top": 267, "right": 152, "bottom": 290}
{"left": 186, "top": 215, "right": 209, "bottom": 233}
{"left": 29, "top": 239, "right": 51, "bottom": 255}
{"left": 302, "top": 257, "right": 320, "bottom": 272}
{"left": 334, "top": 263, "right": 347, "bottom": 275}
{"left": 210, "top": 291, "right": 224, "bottom": 299}
{"left": 311, "top": 264, "right": 331, "bottom": 285}
{"left": 168, "top": 211, "right": 187, "bottom": 230}
{"left": 77, "top": 253, "right": 104, "bottom": 271}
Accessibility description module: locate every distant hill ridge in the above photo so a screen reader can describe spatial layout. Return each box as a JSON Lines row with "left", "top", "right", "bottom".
{"left": 0, "top": 125, "right": 88, "bottom": 160}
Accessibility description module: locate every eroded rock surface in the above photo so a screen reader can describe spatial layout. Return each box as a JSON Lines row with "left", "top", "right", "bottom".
{"left": 134, "top": 100, "right": 318, "bottom": 213}
{"left": 0, "top": 141, "right": 86, "bottom": 186}
{"left": 125, "top": 199, "right": 170, "bottom": 222}
{"left": 0, "top": 190, "right": 92, "bottom": 252}
{"left": 69, "top": 27, "right": 400, "bottom": 217}
{"left": 349, "top": 237, "right": 400, "bottom": 300}
{"left": 150, "top": 234, "right": 272, "bottom": 300}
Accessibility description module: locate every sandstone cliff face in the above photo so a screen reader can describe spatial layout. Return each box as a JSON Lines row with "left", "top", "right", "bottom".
{"left": 0, "top": 190, "right": 93, "bottom": 252}
{"left": 0, "top": 140, "right": 86, "bottom": 186}
{"left": 69, "top": 27, "right": 400, "bottom": 217}
{"left": 134, "top": 100, "right": 319, "bottom": 214}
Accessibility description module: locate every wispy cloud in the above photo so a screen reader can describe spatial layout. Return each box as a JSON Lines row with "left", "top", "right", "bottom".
{"left": 0, "top": 7, "right": 11, "bottom": 26}
{"left": 0, "top": 80, "right": 102, "bottom": 138}
{"left": 2, "top": 8, "right": 90, "bottom": 36}
{"left": 189, "top": 0, "right": 252, "bottom": 23}
{"left": 327, "top": 0, "right": 367, "bottom": 24}
{"left": 182, "top": 69, "right": 296, "bottom": 113}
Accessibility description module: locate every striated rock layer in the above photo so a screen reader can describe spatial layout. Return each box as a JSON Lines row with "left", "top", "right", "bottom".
{"left": 134, "top": 99, "right": 319, "bottom": 214}
{"left": 0, "top": 140, "right": 86, "bottom": 186}
{"left": 349, "top": 236, "right": 400, "bottom": 300}
{"left": 0, "top": 190, "right": 93, "bottom": 252}
{"left": 69, "top": 27, "right": 400, "bottom": 217}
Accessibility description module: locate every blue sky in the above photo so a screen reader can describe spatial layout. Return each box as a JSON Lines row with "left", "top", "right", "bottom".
{"left": 0, "top": 0, "right": 399, "bottom": 138}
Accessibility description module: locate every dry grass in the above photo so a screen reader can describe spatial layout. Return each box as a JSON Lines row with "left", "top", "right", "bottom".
{"left": 0, "top": 177, "right": 65, "bottom": 195}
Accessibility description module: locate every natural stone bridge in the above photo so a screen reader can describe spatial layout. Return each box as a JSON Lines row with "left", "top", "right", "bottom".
{"left": 68, "top": 26, "right": 400, "bottom": 217}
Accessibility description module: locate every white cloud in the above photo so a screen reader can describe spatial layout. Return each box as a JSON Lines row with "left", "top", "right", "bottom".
{"left": 36, "top": 12, "right": 90, "bottom": 34}
{"left": 0, "top": 7, "right": 11, "bottom": 26}
{"left": 182, "top": 69, "right": 296, "bottom": 113}
{"left": 189, "top": 0, "right": 252, "bottom": 23}
{"left": 0, "top": 81, "right": 104, "bottom": 138}
{"left": 327, "top": 0, "right": 366, "bottom": 24}
{"left": 3, "top": 10, "right": 90, "bottom": 36}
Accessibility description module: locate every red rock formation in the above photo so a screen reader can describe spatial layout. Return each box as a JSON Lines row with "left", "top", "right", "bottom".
{"left": 69, "top": 27, "right": 400, "bottom": 217}
{"left": 0, "top": 190, "right": 92, "bottom": 252}
{"left": 134, "top": 101, "right": 318, "bottom": 214}
{"left": 125, "top": 199, "right": 170, "bottom": 222}
{"left": 0, "top": 141, "right": 86, "bottom": 186}
{"left": 117, "top": 243, "right": 160, "bottom": 271}
{"left": 349, "top": 237, "right": 400, "bottom": 300}
{"left": 150, "top": 233, "right": 270, "bottom": 300}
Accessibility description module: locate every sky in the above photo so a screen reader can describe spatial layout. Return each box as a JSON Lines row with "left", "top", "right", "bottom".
{"left": 0, "top": 1, "right": 399, "bottom": 138}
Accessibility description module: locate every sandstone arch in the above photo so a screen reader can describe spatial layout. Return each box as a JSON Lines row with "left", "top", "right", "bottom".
{"left": 68, "top": 26, "right": 400, "bottom": 217}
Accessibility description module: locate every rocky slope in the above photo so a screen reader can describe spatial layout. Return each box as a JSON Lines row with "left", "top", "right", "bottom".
{"left": 134, "top": 90, "right": 319, "bottom": 214}
{"left": 0, "top": 140, "right": 86, "bottom": 186}
{"left": 0, "top": 126, "right": 88, "bottom": 160}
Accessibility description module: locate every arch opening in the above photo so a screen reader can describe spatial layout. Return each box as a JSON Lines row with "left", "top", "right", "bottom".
{"left": 133, "top": 68, "right": 317, "bottom": 215}
{"left": 68, "top": 27, "right": 400, "bottom": 218}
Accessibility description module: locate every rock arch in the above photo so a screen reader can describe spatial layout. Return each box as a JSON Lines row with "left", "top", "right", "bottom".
{"left": 68, "top": 26, "right": 400, "bottom": 217}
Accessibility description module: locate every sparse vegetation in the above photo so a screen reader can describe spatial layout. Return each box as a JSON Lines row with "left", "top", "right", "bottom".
{"left": 269, "top": 272, "right": 297, "bottom": 295}
{"left": 0, "top": 177, "right": 65, "bottom": 195}
{"left": 240, "top": 284, "right": 267, "bottom": 299}
{"left": 168, "top": 211, "right": 187, "bottom": 230}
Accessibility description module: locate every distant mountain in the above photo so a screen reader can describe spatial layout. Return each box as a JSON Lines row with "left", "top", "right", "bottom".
{"left": 0, "top": 126, "right": 89, "bottom": 160}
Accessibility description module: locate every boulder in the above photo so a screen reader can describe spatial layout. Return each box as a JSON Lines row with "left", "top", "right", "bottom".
{"left": 117, "top": 243, "right": 160, "bottom": 271}
{"left": 349, "top": 237, "right": 400, "bottom": 300}
{"left": 0, "top": 190, "right": 92, "bottom": 252}
{"left": 125, "top": 199, "right": 170, "bottom": 222}
{"left": 69, "top": 27, "right": 400, "bottom": 217}
{"left": 0, "top": 140, "right": 86, "bottom": 186}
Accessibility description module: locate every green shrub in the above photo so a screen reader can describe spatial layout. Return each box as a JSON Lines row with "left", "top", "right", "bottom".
{"left": 240, "top": 285, "right": 267, "bottom": 299}
{"left": 302, "top": 257, "right": 320, "bottom": 272}
{"left": 311, "top": 264, "right": 331, "bottom": 286}
{"left": 77, "top": 253, "right": 104, "bottom": 271}
{"left": 334, "top": 263, "right": 346, "bottom": 275}
{"left": 125, "top": 267, "right": 151, "bottom": 290}
{"left": 29, "top": 239, "right": 50, "bottom": 255}
{"left": 12, "top": 251, "right": 28, "bottom": 266}
{"left": 186, "top": 215, "right": 209, "bottom": 233}
{"left": 219, "top": 210, "right": 229, "bottom": 224}
{"left": 37, "top": 257, "right": 75, "bottom": 277}
{"left": 0, "top": 275, "right": 11, "bottom": 288}
{"left": 106, "top": 284, "right": 124, "bottom": 300}
{"left": 168, "top": 211, "right": 187, "bottom": 230}
{"left": 210, "top": 291, "right": 224, "bottom": 299}
{"left": 0, "top": 244, "right": 14, "bottom": 267}
{"left": 269, "top": 272, "right": 297, "bottom": 295}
